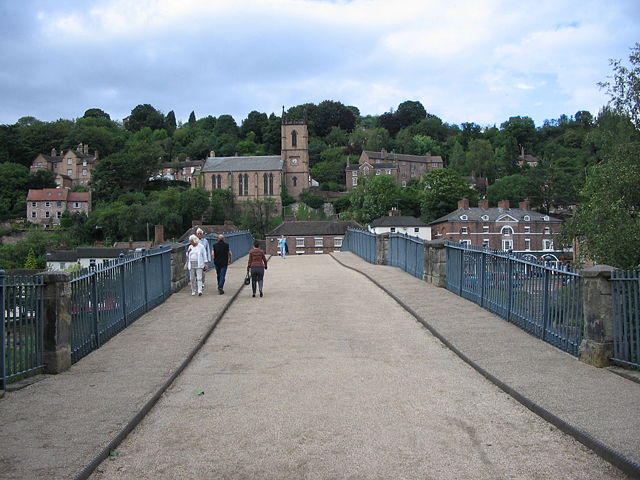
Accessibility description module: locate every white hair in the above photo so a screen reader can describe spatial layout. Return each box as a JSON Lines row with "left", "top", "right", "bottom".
{"left": 196, "top": 228, "right": 203, "bottom": 234}
{"left": 189, "top": 234, "right": 199, "bottom": 243}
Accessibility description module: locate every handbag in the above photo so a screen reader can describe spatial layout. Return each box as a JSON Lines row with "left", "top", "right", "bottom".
{"left": 244, "top": 272, "right": 251, "bottom": 285}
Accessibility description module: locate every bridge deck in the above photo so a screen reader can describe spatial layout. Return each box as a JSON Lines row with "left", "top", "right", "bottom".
{"left": 0, "top": 253, "right": 638, "bottom": 479}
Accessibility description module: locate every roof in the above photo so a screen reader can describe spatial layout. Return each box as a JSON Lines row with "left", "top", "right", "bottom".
{"left": 46, "top": 250, "right": 78, "bottom": 262}
{"left": 429, "top": 207, "right": 563, "bottom": 225}
{"left": 267, "top": 220, "right": 363, "bottom": 236}
{"left": 26, "top": 189, "right": 90, "bottom": 202}
{"left": 201, "top": 155, "right": 282, "bottom": 173}
{"left": 346, "top": 162, "right": 396, "bottom": 171}
{"left": 370, "top": 216, "right": 428, "bottom": 228}
{"left": 362, "top": 151, "right": 443, "bottom": 164}
{"left": 76, "top": 248, "right": 131, "bottom": 258}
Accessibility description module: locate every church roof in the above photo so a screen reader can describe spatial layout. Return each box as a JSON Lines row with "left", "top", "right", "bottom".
{"left": 201, "top": 155, "right": 282, "bottom": 173}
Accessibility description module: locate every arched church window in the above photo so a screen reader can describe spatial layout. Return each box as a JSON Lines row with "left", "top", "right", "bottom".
{"left": 243, "top": 174, "right": 249, "bottom": 196}
{"left": 263, "top": 174, "right": 268, "bottom": 195}
{"left": 291, "top": 130, "right": 298, "bottom": 148}
{"left": 238, "top": 175, "right": 243, "bottom": 196}
{"left": 268, "top": 173, "right": 274, "bottom": 195}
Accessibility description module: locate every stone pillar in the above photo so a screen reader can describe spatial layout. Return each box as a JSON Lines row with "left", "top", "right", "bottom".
{"left": 154, "top": 225, "right": 164, "bottom": 244}
{"left": 170, "top": 242, "right": 189, "bottom": 293}
{"left": 424, "top": 239, "right": 447, "bottom": 288}
{"left": 39, "top": 272, "right": 72, "bottom": 374}
{"left": 578, "top": 265, "right": 616, "bottom": 367}
{"left": 376, "top": 233, "right": 389, "bottom": 265}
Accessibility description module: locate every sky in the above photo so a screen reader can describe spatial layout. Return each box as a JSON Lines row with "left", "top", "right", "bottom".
{"left": 0, "top": 0, "right": 638, "bottom": 129}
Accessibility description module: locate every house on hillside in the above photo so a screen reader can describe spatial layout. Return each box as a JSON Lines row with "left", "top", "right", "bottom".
{"left": 197, "top": 112, "right": 311, "bottom": 208}
{"left": 154, "top": 159, "right": 205, "bottom": 184}
{"left": 265, "top": 220, "right": 362, "bottom": 256}
{"left": 345, "top": 150, "right": 443, "bottom": 191}
{"left": 26, "top": 188, "right": 91, "bottom": 226}
{"left": 369, "top": 209, "right": 431, "bottom": 240}
{"left": 429, "top": 199, "right": 564, "bottom": 262}
{"left": 46, "top": 247, "right": 132, "bottom": 271}
{"left": 30, "top": 143, "right": 99, "bottom": 187}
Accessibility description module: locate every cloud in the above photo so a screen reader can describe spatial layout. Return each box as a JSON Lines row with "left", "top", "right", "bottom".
{"left": 0, "top": 0, "right": 638, "bottom": 127}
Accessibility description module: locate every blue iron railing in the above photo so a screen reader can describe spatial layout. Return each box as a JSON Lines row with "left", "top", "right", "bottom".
{"left": 70, "top": 245, "right": 172, "bottom": 363}
{"left": 446, "top": 242, "right": 583, "bottom": 356}
{"left": 611, "top": 269, "right": 640, "bottom": 368}
{"left": 1, "top": 270, "right": 45, "bottom": 389}
{"left": 341, "top": 228, "right": 377, "bottom": 263}
{"left": 388, "top": 233, "right": 424, "bottom": 279}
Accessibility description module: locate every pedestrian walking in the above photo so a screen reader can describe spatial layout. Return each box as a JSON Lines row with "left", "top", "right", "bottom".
{"left": 195, "top": 227, "right": 211, "bottom": 288}
{"left": 212, "top": 234, "right": 232, "bottom": 295}
{"left": 186, "top": 234, "right": 207, "bottom": 296}
{"left": 247, "top": 240, "right": 268, "bottom": 297}
{"left": 278, "top": 234, "right": 287, "bottom": 259}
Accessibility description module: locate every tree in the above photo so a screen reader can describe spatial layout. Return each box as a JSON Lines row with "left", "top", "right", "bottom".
{"left": 598, "top": 42, "right": 640, "bottom": 130}
{"left": 83, "top": 108, "right": 111, "bottom": 120}
{"left": 165, "top": 111, "right": 177, "bottom": 135}
{"left": 126, "top": 104, "right": 166, "bottom": 133}
{"left": 348, "top": 175, "right": 400, "bottom": 224}
{"left": 0, "top": 162, "right": 31, "bottom": 220}
{"left": 241, "top": 111, "right": 268, "bottom": 143}
{"left": 486, "top": 175, "right": 533, "bottom": 206}
{"left": 561, "top": 141, "right": 640, "bottom": 269}
{"left": 465, "top": 139, "right": 495, "bottom": 181}
{"left": 420, "top": 168, "right": 477, "bottom": 222}
{"left": 188, "top": 111, "right": 197, "bottom": 124}
{"left": 396, "top": 100, "right": 426, "bottom": 128}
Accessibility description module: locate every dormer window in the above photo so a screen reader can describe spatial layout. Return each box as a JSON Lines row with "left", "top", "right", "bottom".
{"left": 523, "top": 215, "right": 530, "bottom": 221}
{"left": 481, "top": 215, "right": 489, "bottom": 221}
{"left": 543, "top": 216, "right": 549, "bottom": 221}
{"left": 363, "top": 167, "right": 369, "bottom": 174}
{"left": 460, "top": 215, "right": 468, "bottom": 220}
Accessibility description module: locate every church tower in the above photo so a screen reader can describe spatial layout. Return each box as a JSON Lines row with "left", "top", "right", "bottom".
{"left": 281, "top": 109, "right": 310, "bottom": 199}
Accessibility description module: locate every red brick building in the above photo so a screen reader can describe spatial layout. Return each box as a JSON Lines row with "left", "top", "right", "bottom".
{"left": 429, "top": 199, "right": 562, "bottom": 255}
{"left": 30, "top": 143, "right": 99, "bottom": 188}
{"left": 265, "top": 220, "right": 362, "bottom": 256}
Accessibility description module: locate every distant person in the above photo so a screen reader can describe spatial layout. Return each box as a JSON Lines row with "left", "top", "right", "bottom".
{"left": 212, "top": 234, "right": 232, "bottom": 294}
{"left": 278, "top": 234, "right": 287, "bottom": 259}
{"left": 186, "top": 234, "right": 207, "bottom": 296}
{"left": 195, "top": 227, "right": 211, "bottom": 288}
{"left": 247, "top": 240, "right": 268, "bottom": 297}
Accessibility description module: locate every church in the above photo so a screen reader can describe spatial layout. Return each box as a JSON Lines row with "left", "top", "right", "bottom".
{"left": 197, "top": 115, "right": 310, "bottom": 208}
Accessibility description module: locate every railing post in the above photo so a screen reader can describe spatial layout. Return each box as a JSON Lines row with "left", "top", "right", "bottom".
{"left": 507, "top": 255, "right": 514, "bottom": 322}
{"left": 141, "top": 249, "right": 149, "bottom": 311}
{"left": 1, "top": 270, "right": 5, "bottom": 391}
{"left": 479, "top": 251, "right": 486, "bottom": 307}
{"left": 39, "top": 272, "right": 72, "bottom": 374}
{"left": 542, "top": 268, "right": 550, "bottom": 342}
{"left": 89, "top": 260, "right": 99, "bottom": 348}
{"left": 377, "top": 233, "right": 389, "bottom": 265}
{"left": 578, "top": 265, "right": 616, "bottom": 367}
{"left": 119, "top": 253, "right": 128, "bottom": 327}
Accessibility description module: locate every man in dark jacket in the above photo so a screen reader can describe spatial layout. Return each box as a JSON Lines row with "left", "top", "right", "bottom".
{"left": 212, "top": 234, "right": 232, "bottom": 294}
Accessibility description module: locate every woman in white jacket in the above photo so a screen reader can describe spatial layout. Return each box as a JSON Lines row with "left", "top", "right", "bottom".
{"left": 186, "top": 234, "right": 208, "bottom": 296}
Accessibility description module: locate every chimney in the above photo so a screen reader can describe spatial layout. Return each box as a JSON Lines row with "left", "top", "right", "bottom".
{"left": 84, "top": 144, "right": 89, "bottom": 154}
{"left": 154, "top": 225, "right": 164, "bottom": 245}
{"left": 94, "top": 150, "right": 99, "bottom": 160}
{"left": 389, "top": 207, "right": 400, "bottom": 216}
{"left": 478, "top": 199, "right": 489, "bottom": 209}
{"left": 458, "top": 198, "right": 470, "bottom": 210}
{"left": 519, "top": 200, "right": 530, "bottom": 211}
{"left": 498, "top": 199, "right": 510, "bottom": 210}
{"left": 51, "top": 148, "right": 57, "bottom": 157}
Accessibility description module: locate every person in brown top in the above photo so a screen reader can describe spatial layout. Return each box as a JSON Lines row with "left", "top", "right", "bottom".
{"left": 247, "top": 240, "right": 268, "bottom": 297}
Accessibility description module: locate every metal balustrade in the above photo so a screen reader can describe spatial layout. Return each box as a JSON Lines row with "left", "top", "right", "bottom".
{"left": 611, "top": 269, "right": 640, "bottom": 368}
{"left": 341, "top": 228, "right": 377, "bottom": 264}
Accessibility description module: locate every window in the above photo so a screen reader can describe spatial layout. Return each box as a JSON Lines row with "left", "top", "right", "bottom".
{"left": 483, "top": 226, "right": 489, "bottom": 233}
{"left": 524, "top": 226, "right": 531, "bottom": 233}
{"left": 482, "top": 239, "right": 490, "bottom": 248}
{"left": 501, "top": 226, "right": 514, "bottom": 236}
{"left": 314, "top": 237, "right": 323, "bottom": 247}
{"left": 45, "top": 211, "right": 50, "bottom": 218}
{"left": 390, "top": 227, "right": 396, "bottom": 233}
{"left": 414, "top": 228, "right": 419, "bottom": 233}
{"left": 352, "top": 178, "right": 358, "bottom": 186}
{"left": 59, "top": 263, "right": 65, "bottom": 270}
{"left": 67, "top": 169, "right": 72, "bottom": 176}
{"left": 543, "top": 239, "right": 554, "bottom": 250}
{"left": 291, "top": 130, "right": 297, "bottom": 148}
{"left": 543, "top": 216, "right": 550, "bottom": 221}
{"left": 238, "top": 175, "right": 243, "bottom": 196}
{"left": 460, "top": 215, "right": 468, "bottom": 220}
{"left": 293, "top": 176, "right": 297, "bottom": 187}
{"left": 82, "top": 169, "right": 87, "bottom": 176}
{"left": 363, "top": 167, "right": 369, "bottom": 174}
{"left": 460, "top": 240, "right": 471, "bottom": 247}
{"left": 523, "top": 215, "right": 530, "bottom": 221}
{"left": 74, "top": 202, "right": 80, "bottom": 208}
{"left": 481, "top": 215, "right": 489, "bottom": 221}
{"left": 82, "top": 160, "right": 87, "bottom": 167}
{"left": 352, "top": 171, "right": 358, "bottom": 177}
{"left": 296, "top": 238, "right": 304, "bottom": 248}
{"left": 56, "top": 211, "right": 62, "bottom": 218}
{"left": 386, "top": 169, "right": 392, "bottom": 174}
{"left": 502, "top": 239, "right": 513, "bottom": 250}
{"left": 376, "top": 169, "right": 381, "bottom": 175}
{"left": 524, "top": 239, "right": 531, "bottom": 250}
{"left": 334, "top": 237, "right": 343, "bottom": 247}
{"left": 56, "top": 201, "right": 62, "bottom": 207}
{"left": 401, "top": 181, "right": 407, "bottom": 187}
{"left": 67, "top": 158, "right": 72, "bottom": 165}
{"left": 238, "top": 174, "right": 249, "bottom": 196}
{"left": 243, "top": 174, "right": 248, "bottom": 195}
{"left": 31, "top": 211, "right": 36, "bottom": 218}
{"left": 44, "top": 201, "right": 50, "bottom": 207}
{"left": 31, "top": 202, "right": 36, "bottom": 207}
{"left": 544, "top": 227, "right": 551, "bottom": 234}
{"left": 461, "top": 227, "right": 468, "bottom": 234}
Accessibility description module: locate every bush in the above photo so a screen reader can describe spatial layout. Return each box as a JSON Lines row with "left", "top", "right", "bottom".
{"left": 300, "top": 191, "right": 324, "bottom": 210}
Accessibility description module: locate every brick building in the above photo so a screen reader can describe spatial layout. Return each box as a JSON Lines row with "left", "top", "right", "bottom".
{"left": 345, "top": 150, "right": 443, "bottom": 191}
{"left": 26, "top": 188, "right": 91, "bottom": 226}
{"left": 265, "top": 220, "right": 362, "bottom": 256}
{"left": 30, "top": 143, "right": 99, "bottom": 188}
{"left": 429, "top": 199, "right": 562, "bottom": 255}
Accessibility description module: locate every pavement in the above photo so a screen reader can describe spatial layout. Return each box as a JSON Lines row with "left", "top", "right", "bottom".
{"left": 0, "top": 252, "right": 639, "bottom": 479}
